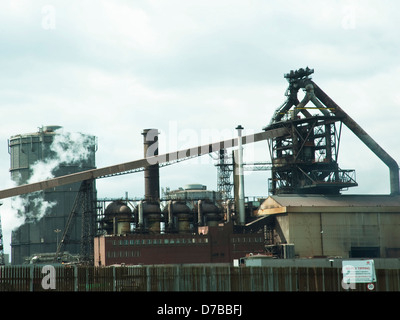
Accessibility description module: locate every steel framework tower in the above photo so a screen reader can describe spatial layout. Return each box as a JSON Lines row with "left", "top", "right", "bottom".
{"left": 216, "top": 149, "right": 233, "bottom": 200}
{"left": 265, "top": 68, "right": 358, "bottom": 194}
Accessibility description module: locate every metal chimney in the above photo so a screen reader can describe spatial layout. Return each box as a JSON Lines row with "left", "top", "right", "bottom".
{"left": 142, "top": 129, "right": 160, "bottom": 201}
{"left": 236, "top": 125, "right": 246, "bottom": 225}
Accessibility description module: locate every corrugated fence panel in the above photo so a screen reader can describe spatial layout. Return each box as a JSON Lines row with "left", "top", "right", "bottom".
{"left": 0, "top": 265, "right": 399, "bottom": 292}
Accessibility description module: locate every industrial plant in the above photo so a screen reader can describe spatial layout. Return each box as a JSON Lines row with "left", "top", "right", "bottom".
{"left": 0, "top": 68, "right": 399, "bottom": 269}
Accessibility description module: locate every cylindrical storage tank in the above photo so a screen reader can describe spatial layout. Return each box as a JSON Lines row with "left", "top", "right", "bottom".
{"left": 8, "top": 125, "right": 97, "bottom": 264}
{"left": 134, "top": 201, "right": 162, "bottom": 233}
{"left": 195, "top": 201, "right": 223, "bottom": 227}
{"left": 184, "top": 184, "right": 206, "bottom": 190}
{"left": 162, "top": 201, "right": 192, "bottom": 233}
{"left": 104, "top": 201, "right": 132, "bottom": 235}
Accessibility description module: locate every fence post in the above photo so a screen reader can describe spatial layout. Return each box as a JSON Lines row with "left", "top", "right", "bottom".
{"left": 29, "top": 266, "right": 34, "bottom": 292}
{"left": 112, "top": 266, "right": 116, "bottom": 292}
{"left": 227, "top": 266, "right": 231, "bottom": 291}
{"left": 175, "top": 265, "right": 180, "bottom": 291}
{"left": 85, "top": 267, "right": 89, "bottom": 292}
{"left": 74, "top": 266, "right": 78, "bottom": 292}
{"left": 146, "top": 266, "right": 151, "bottom": 291}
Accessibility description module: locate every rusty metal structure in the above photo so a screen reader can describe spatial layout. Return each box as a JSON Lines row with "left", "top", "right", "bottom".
{"left": 265, "top": 67, "right": 399, "bottom": 195}
{"left": 215, "top": 149, "right": 234, "bottom": 201}
{"left": 54, "top": 179, "right": 96, "bottom": 264}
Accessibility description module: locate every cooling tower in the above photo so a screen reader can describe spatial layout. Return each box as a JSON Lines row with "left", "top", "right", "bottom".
{"left": 9, "top": 126, "right": 97, "bottom": 264}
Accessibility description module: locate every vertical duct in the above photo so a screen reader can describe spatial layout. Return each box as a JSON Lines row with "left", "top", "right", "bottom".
{"left": 236, "top": 125, "right": 246, "bottom": 225}
{"left": 138, "top": 200, "right": 144, "bottom": 228}
{"left": 197, "top": 200, "right": 203, "bottom": 227}
{"left": 311, "top": 82, "right": 400, "bottom": 195}
{"left": 142, "top": 129, "right": 160, "bottom": 201}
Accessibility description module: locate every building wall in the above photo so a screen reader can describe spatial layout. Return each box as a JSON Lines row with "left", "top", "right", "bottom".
{"left": 288, "top": 213, "right": 323, "bottom": 257}
{"left": 279, "top": 211, "right": 400, "bottom": 258}
{"left": 94, "top": 224, "right": 265, "bottom": 266}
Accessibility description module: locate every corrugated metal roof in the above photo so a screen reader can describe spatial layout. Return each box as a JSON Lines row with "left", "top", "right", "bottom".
{"left": 268, "top": 194, "right": 400, "bottom": 207}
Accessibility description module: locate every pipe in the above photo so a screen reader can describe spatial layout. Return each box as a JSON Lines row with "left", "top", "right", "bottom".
{"left": 167, "top": 200, "right": 173, "bottom": 230}
{"left": 311, "top": 81, "right": 400, "bottom": 195}
{"left": 304, "top": 83, "right": 331, "bottom": 117}
{"left": 236, "top": 125, "right": 246, "bottom": 225}
{"left": 226, "top": 199, "right": 231, "bottom": 222}
{"left": 138, "top": 200, "right": 144, "bottom": 227}
{"left": 197, "top": 200, "right": 203, "bottom": 226}
{"left": 113, "top": 217, "right": 117, "bottom": 235}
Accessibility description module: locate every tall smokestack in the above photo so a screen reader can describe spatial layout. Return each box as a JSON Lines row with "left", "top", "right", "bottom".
{"left": 142, "top": 129, "right": 160, "bottom": 201}
{"left": 236, "top": 125, "right": 246, "bottom": 225}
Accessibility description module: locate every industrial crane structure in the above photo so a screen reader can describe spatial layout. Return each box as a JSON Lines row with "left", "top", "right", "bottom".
{"left": 264, "top": 67, "right": 399, "bottom": 195}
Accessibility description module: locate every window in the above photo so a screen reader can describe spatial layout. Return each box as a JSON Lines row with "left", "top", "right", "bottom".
{"left": 350, "top": 247, "right": 380, "bottom": 258}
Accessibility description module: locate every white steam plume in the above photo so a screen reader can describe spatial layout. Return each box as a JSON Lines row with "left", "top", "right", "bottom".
{"left": 14, "top": 129, "right": 94, "bottom": 222}
{"left": 28, "top": 129, "right": 94, "bottom": 183}
{"left": 1, "top": 128, "right": 95, "bottom": 258}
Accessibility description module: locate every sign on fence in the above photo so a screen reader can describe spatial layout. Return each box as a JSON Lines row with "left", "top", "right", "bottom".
{"left": 342, "top": 260, "right": 376, "bottom": 289}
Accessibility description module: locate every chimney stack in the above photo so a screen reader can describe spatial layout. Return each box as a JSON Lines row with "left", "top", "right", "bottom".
{"left": 142, "top": 129, "right": 160, "bottom": 202}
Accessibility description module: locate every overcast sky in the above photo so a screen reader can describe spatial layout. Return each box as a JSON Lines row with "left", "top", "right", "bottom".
{"left": 1, "top": 0, "right": 399, "bottom": 255}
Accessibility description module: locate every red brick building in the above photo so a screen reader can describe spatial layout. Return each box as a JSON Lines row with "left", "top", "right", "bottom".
{"left": 94, "top": 222, "right": 264, "bottom": 266}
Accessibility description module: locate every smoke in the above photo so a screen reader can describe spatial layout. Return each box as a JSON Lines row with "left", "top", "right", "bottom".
{"left": 28, "top": 129, "right": 95, "bottom": 183}
{"left": 9, "top": 192, "right": 55, "bottom": 223}
{"left": 1, "top": 128, "right": 95, "bottom": 258}
{"left": 12, "top": 128, "right": 94, "bottom": 223}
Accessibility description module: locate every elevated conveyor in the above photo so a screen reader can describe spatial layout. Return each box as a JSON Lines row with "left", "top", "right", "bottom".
{"left": 0, "top": 128, "right": 288, "bottom": 200}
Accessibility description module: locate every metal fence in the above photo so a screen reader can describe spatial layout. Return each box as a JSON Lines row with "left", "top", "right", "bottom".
{"left": 0, "top": 265, "right": 399, "bottom": 291}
